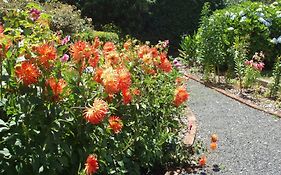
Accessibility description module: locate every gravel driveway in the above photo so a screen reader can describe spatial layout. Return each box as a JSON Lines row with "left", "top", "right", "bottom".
{"left": 187, "top": 79, "right": 281, "bottom": 175}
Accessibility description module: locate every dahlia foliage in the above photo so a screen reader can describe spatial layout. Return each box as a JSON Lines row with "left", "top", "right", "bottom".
{"left": 0, "top": 12, "right": 190, "bottom": 173}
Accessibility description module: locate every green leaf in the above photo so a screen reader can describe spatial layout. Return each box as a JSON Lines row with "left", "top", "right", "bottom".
{"left": 0, "top": 119, "right": 7, "bottom": 127}
{"left": 0, "top": 148, "right": 11, "bottom": 157}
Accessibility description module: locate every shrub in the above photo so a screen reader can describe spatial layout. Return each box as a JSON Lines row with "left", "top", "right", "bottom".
{"left": 74, "top": 30, "right": 119, "bottom": 43}
{"left": 0, "top": 3, "right": 193, "bottom": 174}
{"left": 184, "top": 0, "right": 281, "bottom": 78}
{"left": 0, "top": 0, "right": 93, "bottom": 35}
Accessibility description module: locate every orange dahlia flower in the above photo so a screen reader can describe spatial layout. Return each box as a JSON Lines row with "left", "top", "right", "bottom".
{"left": 93, "top": 37, "right": 101, "bottom": 49}
{"left": 85, "top": 154, "right": 99, "bottom": 175}
{"left": 122, "top": 89, "right": 132, "bottom": 105}
{"left": 158, "top": 53, "right": 172, "bottom": 72}
{"left": 93, "top": 68, "right": 103, "bottom": 84}
{"left": 70, "top": 41, "right": 89, "bottom": 62}
{"left": 47, "top": 77, "right": 67, "bottom": 100}
{"left": 138, "top": 45, "right": 150, "bottom": 58}
{"left": 101, "top": 67, "right": 119, "bottom": 94}
{"left": 123, "top": 40, "right": 131, "bottom": 50}
{"left": 15, "top": 61, "right": 40, "bottom": 85}
{"left": 35, "top": 43, "right": 57, "bottom": 68}
{"left": 117, "top": 68, "right": 131, "bottom": 91}
{"left": 104, "top": 51, "right": 119, "bottom": 65}
{"left": 84, "top": 98, "right": 109, "bottom": 125}
{"left": 88, "top": 49, "right": 100, "bottom": 68}
{"left": 173, "top": 86, "right": 189, "bottom": 107}
{"left": 0, "top": 25, "right": 3, "bottom": 34}
{"left": 108, "top": 116, "right": 123, "bottom": 134}
{"left": 103, "top": 42, "right": 116, "bottom": 53}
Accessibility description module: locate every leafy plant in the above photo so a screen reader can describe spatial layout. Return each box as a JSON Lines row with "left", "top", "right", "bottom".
{"left": 0, "top": 3, "right": 195, "bottom": 174}
{"left": 270, "top": 56, "right": 281, "bottom": 98}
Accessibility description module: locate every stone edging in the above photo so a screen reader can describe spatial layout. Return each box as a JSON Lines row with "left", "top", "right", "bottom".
{"left": 185, "top": 74, "right": 281, "bottom": 118}
{"left": 182, "top": 106, "right": 197, "bottom": 146}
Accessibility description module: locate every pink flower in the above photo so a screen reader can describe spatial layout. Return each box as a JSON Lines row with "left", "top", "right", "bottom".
{"left": 60, "top": 54, "right": 69, "bottom": 62}
{"left": 256, "top": 62, "right": 265, "bottom": 71}
{"left": 61, "top": 35, "right": 71, "bottom": 45}
{"left": 30, "top": 9, "right": 41, "bottom": 21}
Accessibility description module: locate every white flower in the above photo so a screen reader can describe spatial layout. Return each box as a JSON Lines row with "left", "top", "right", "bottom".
{"left": 270, "top": 38, "right": 278, "bottom": 44}
{"left": 277, "top": 14, "right": 281, "bottom": 18}
{"left": 273, "top": 2, "right": 278, "bottom": 5}
{"left": 16, "top": 56, "right": 26, "bottom": 63}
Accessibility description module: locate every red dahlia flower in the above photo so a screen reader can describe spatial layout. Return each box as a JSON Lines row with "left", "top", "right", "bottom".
{"left": 85, "top": 155, "right": 99, "bottom": 175}
{"left": 15, "top": 61, "right": 40, "bottom": 86}
{"left": 35, "top": 43, "right": 57, "bottom": 68}
{"left": 108, "top": 116, "right": 123, "bottom": 134}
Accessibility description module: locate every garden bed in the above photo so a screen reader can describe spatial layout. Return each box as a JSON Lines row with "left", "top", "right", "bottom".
{"left": 185, "top": 70, "right": 281, "bottom": 118}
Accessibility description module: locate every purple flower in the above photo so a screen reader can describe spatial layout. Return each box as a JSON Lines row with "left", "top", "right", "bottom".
{"left": 30, "top": 9, "right": 41, "bottom": 21}
{"left": 61, "top": 35, "right": 71, "bottom": 45}
{"left": 60, "top": 54, "right": 69, "bottom": 62}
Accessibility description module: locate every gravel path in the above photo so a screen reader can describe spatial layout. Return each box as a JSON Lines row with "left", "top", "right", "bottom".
{"left": 187, "top": 79, "right": 281, "bottom": 175}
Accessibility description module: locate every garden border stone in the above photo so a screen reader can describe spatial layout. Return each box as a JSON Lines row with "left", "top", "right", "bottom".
{"left": 182, "top": 106, "right": 197, "bottom": 146}
{"left": 185, "top": 73, "right": 281, "bottom": 118}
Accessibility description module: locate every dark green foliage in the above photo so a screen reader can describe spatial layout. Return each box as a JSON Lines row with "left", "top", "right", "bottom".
{"left": 56, "top": 0, "right": 224, "bottom": 54}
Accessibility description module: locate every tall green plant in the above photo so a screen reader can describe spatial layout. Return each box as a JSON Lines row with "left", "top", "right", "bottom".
{"left": 270, "top": 56, "right": 281, "bottom": 98}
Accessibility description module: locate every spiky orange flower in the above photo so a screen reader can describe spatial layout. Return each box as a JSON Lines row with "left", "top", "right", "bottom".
{"left": 15, "top": 61, "right": 40, "bottom": 85}
{"left": 93, "top": 68, "right": 103, "bottom": 84}
{"left": 70, "top": 41, "right": 89, "bottom": 62}
{"left": 93, "top": 37, "right": 101, "bottom": 49}
{"left": 117, "top": 68, "right": 131, "bottom": 91}
{"left": 85, "top": 154, "right": 99, "bottom": 175}
{"left": 84, "top": 98, "right": 109, "bottom": 125}
{"left": 0, "top": 25, "right": 4, "bottom": 34}
{"left": 158, "top": 53, "right": 172, "bottom": 72}
{"left": 123, "top": 40, "right": 131, "bottom": 50}
{"left": 108, "top": 116, "right": 123, "bottom": 134}
{"left": 132, "top": 88, "right": 140, "bottom": 96}
{"left": 138, "top": 45, "right": 150, "bottom": 58}
{"left": 104, "top": 51, "right": 119, "bottom": 65}
{"left": 122, "top": 89, "right": 132, "bottom": 105}
{"left": 173, "top": 86, "right": 189, "bottom": 107}
{"left": 88, "top": 49, "right": 100, "bottom": 67}
{"left": 101, "top": 67, "right": 119, "bottom": 94}
{"left": 199, "top": 155, "right": 207, "bottom": 167}
{"left": 35, "top": 43, "right": 57, "bottom": 68}
{"left": 150, "top": 47, "right": 159, "bottom": 58}
{"left": 47, "top": 77, "right": 67, "bottom": 100}
{"left": 103, "top": 42, "right": 116, "bottom": 53}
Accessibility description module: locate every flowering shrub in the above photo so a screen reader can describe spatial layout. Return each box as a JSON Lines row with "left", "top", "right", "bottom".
{"left": 0, "top": 3, "right": 192, "bottom": 174}
{"left": 181, "top": 1, "right": 281, "bottom": 78}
